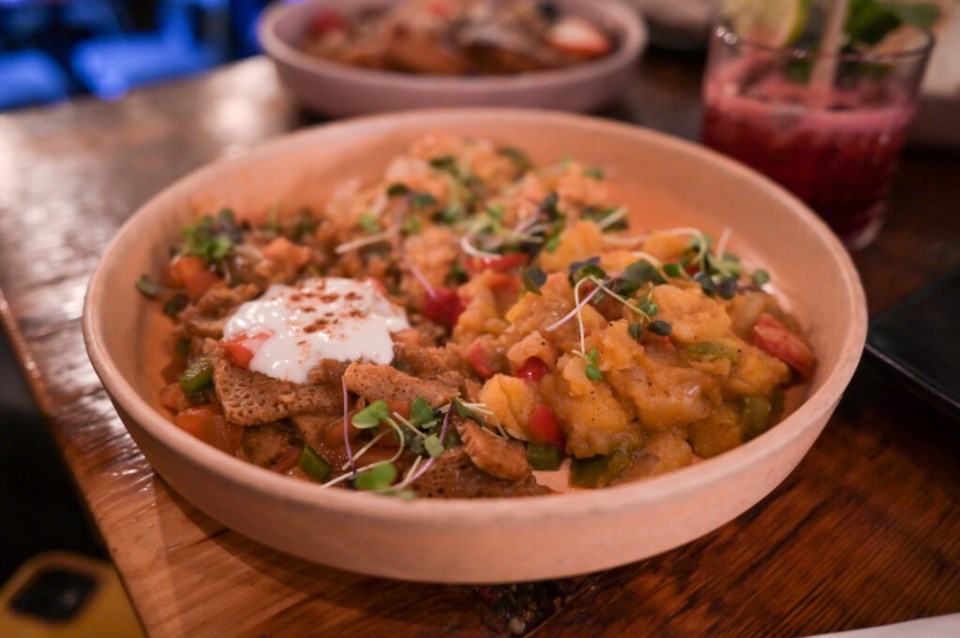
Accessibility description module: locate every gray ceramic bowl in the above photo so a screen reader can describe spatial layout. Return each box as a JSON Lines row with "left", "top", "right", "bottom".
{"left": 83, "top": 109, "right": 866, "bottom": 583}
{"left": 257, "top": 0, "right": 647, "bottom": 116}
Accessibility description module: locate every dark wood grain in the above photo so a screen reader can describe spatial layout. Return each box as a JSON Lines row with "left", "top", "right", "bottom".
{"left": 1, "top": 53, "right": 958, "bottom": 637}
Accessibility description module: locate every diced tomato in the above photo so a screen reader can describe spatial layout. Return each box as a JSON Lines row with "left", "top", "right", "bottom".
{"left": 423, "top": 287, "right": 465, "bottom": 328}
{"left": 176, "top": 404, "right": 242, "bottom": 454}
{"left": 169, "top": 255, "right": 220, "bottom": 299}
{"left": 221, "top": 332, "right": 270, "bottom": 369}
{"left": 752, "top": 313, "right": 816, "bottom": 379}
{"left": 466, "top": 340, "right": 498, "bottom": 379}
{"left": 528, "top": 405, "right": 565, "bottom": 448}
{"left": 465, "top": 253, "right": 528, "bottom": 274}
{"left": 514, "top": 357, "right": 548, "bottom": 382}
{"left": 310, "top": 10, "right": 347, "bottom": 36}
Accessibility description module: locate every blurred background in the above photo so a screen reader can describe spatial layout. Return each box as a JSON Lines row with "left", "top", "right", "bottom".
{"left": 0, "top": 0, "right": 274, "bottom": 111}
{"left": 0, "top": 0, "right": 278, "bottom": 625}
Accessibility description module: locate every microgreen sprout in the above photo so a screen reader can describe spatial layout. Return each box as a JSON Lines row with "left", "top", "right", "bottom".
{"left": 387, "top": 183, "right": 410, "bottom": 197}
{"left": 497, "top": 146, "right": 533, "bottom": 176}
{"left": 584, "top": 165, "right": 605, "bottom": 180}
{"left": 428, "top": 155, "right": 458, "bottom": 174}
{"left": 357, "top": 213, "right": 382, "bottom": 233}
{"left": 436, "top": 202, "right": 463, "bottom": 225}
{"left": 752, "top": 269, "right": 770, "bottom": 286}
{"left": 410, "top": 192, "right": 438, "bottom": 211}
{"left": 520, "top": 266, "right": 546, "bottom": 296}
{"left": 179, "top": 208, "right": 241, "bottom": 265}
{"left": 353, "top": 462, "right": 397, "bottom": 491}
{"left": 663, "top": 263, "right": 684, "bottom": 278}
{"left": 615, "top": 260, "right": 666, "bottom": 295}
{"left": 292, "top": 209, "right": 317, "bottom": 240}
{"left": 163, "top": 294, "right": 189, "bottom": 317}
{"left": 648, "top": 320, "right": 673, "bottom": 337}
{"left": 580, "top": 347, "right": 603, "bottom": 381}
{"left": 401, "top": 216, "right": 421, "bottom": 236}
{"left": 410, "top": 397, "right": 436, "bottom": 428}
{"left": 135, "top": 274, "right": 166, "bottom": 299}
{"left": 568, "top": 257, "right": 606, "bottom": 287}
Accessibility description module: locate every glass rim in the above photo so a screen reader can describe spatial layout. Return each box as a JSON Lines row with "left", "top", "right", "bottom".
{"left": 715, "top": 21, "right": 935, "bottom": 63}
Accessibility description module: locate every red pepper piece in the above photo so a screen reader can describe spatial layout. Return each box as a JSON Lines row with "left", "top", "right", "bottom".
{"left": 514, "top": 357, "right": 548, "bottom": 382}
{"left": 752, "top": 313, "right": 816, "bottom": 379}
{"left": 423, "top": 287, "right": 465, "bottom": 328}
{"left": 465, "top": 253, "right": 528, "bottom": 274}
{"left": 466, "top": 341, "right": 497, "bottom": 379}
{"left": 528, "top": 404, "right": 565, "bottom": 448}
{"left": 221, "top": 332, "right": 269, "bottom": 369}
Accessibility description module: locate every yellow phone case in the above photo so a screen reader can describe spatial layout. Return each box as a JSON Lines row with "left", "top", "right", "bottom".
{"left": 0, "top": 552, "right": 143, "bottom": 638}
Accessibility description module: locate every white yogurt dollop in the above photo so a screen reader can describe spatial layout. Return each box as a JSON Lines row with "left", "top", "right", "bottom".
{"left": 223, "top": 277, "right": 409, "bottom": 383}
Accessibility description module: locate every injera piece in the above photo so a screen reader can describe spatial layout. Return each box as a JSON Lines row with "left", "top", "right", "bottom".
{"left": 201, "top": 339, "right": 342, "bottom": 426}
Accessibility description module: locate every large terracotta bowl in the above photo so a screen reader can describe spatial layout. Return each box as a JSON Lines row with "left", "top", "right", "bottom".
{"left": 257, "top": 0, "right": 647, "bottom": 116}
{"left": 83, "top": 109, "right": 866, "bottom": 583}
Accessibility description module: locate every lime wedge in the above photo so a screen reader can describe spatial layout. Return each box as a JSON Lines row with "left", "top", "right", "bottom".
{"left": 724, "top": 0, "right": 810, "bottom": 47}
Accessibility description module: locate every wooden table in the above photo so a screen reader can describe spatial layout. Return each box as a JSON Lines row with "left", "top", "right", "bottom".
{"left": 2, "top": 51, "right": 959, "bottom": 637}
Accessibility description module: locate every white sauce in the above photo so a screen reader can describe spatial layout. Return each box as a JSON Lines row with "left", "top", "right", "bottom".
{"left": 223, "top": 277, "right": 409, "bottom": 383}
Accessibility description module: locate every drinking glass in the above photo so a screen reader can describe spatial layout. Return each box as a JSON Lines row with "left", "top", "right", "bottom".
{"left": 700, "top": 19, "right": 933, "bottom": 249}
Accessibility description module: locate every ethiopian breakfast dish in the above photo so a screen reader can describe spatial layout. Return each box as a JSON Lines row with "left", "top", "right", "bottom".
{"left": 138, "top": 136, "right": 816, "bottom": 499}
{"left": 300, "top": 0, "right": 615, "bottom": 75}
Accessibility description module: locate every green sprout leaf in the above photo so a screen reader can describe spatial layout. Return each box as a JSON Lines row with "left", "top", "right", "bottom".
{"left": 752, "top": 269, "right": 770, "bottom": 286}
{"left": 628, "top": 323, "right": 644, "bottom": 341}
{"left": 292, "top": 209, "right": 316, "bottom": 240}
{"left": 409, "top": 397, "right": 436, "bottom": 428}
{"left": 423, "top": 435, "right": 445, "bottom": 458}
{"left": 428, "top": 155, "right": 458, "bottom": 174}
{"left": 520, "top": 266, "right": 547, "bottom": 296}
{"left": 617, "top": 260, "right": 666, "bottom": 295}
{"left": 401, "top": 216, "right": 421, "bottom": 236}
{"left": 135, "top": 274, "right": 164, "bottom": 299}
{"left": 163, "top": 294, "right": 189, "bottom": 317}
{"left": 353, "top": 462, "right": 397, "bottom": 491}
{"left": 497, "top": 146, "right": 533, "bottom": 175}
{"left": 485, "top": 202, "right": 505, "bottom": 220}
{"left": 648, "top": 320, "right": 673, "bottom": 337}
{"left": 447, "top": 262, "right": 469, "bottom": 285}
{"left": 357, "top": 213, "right": 382, "bottom": 233}
{"left": 387, "top": 183, "right": 410, "bottom": 197}
{"left": 352, "top": 400, "right": 391, "bottom": 429}
{"left": 568, "top": 257, "right": 606, "bottom": 285}
{"left": 411, "top": 192, "right": 438, "bottom": 211}
{"left": 662, "top": 263, "right": 684, "bottom": 278}
{"left": 437, "top": 202, "right": 463, "bottom": 225}
{"left": 637, "top": 297, "right": 658, "bottom": 317}
{"left": 452, "top": 398, "right": 484, "bottom": 424}
{"left": 584, "top": 347, "right": 603, "bottom": 381}
{"left": 584, "top": 165, "right": 604, "bottom": 180}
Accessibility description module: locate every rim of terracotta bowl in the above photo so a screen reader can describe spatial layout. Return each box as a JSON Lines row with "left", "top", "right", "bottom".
{"left": 83, "top": 108, "right": 866, "bottom": 526}
{"left": 257, "top": 0, "right": 647, "bottom": 96}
